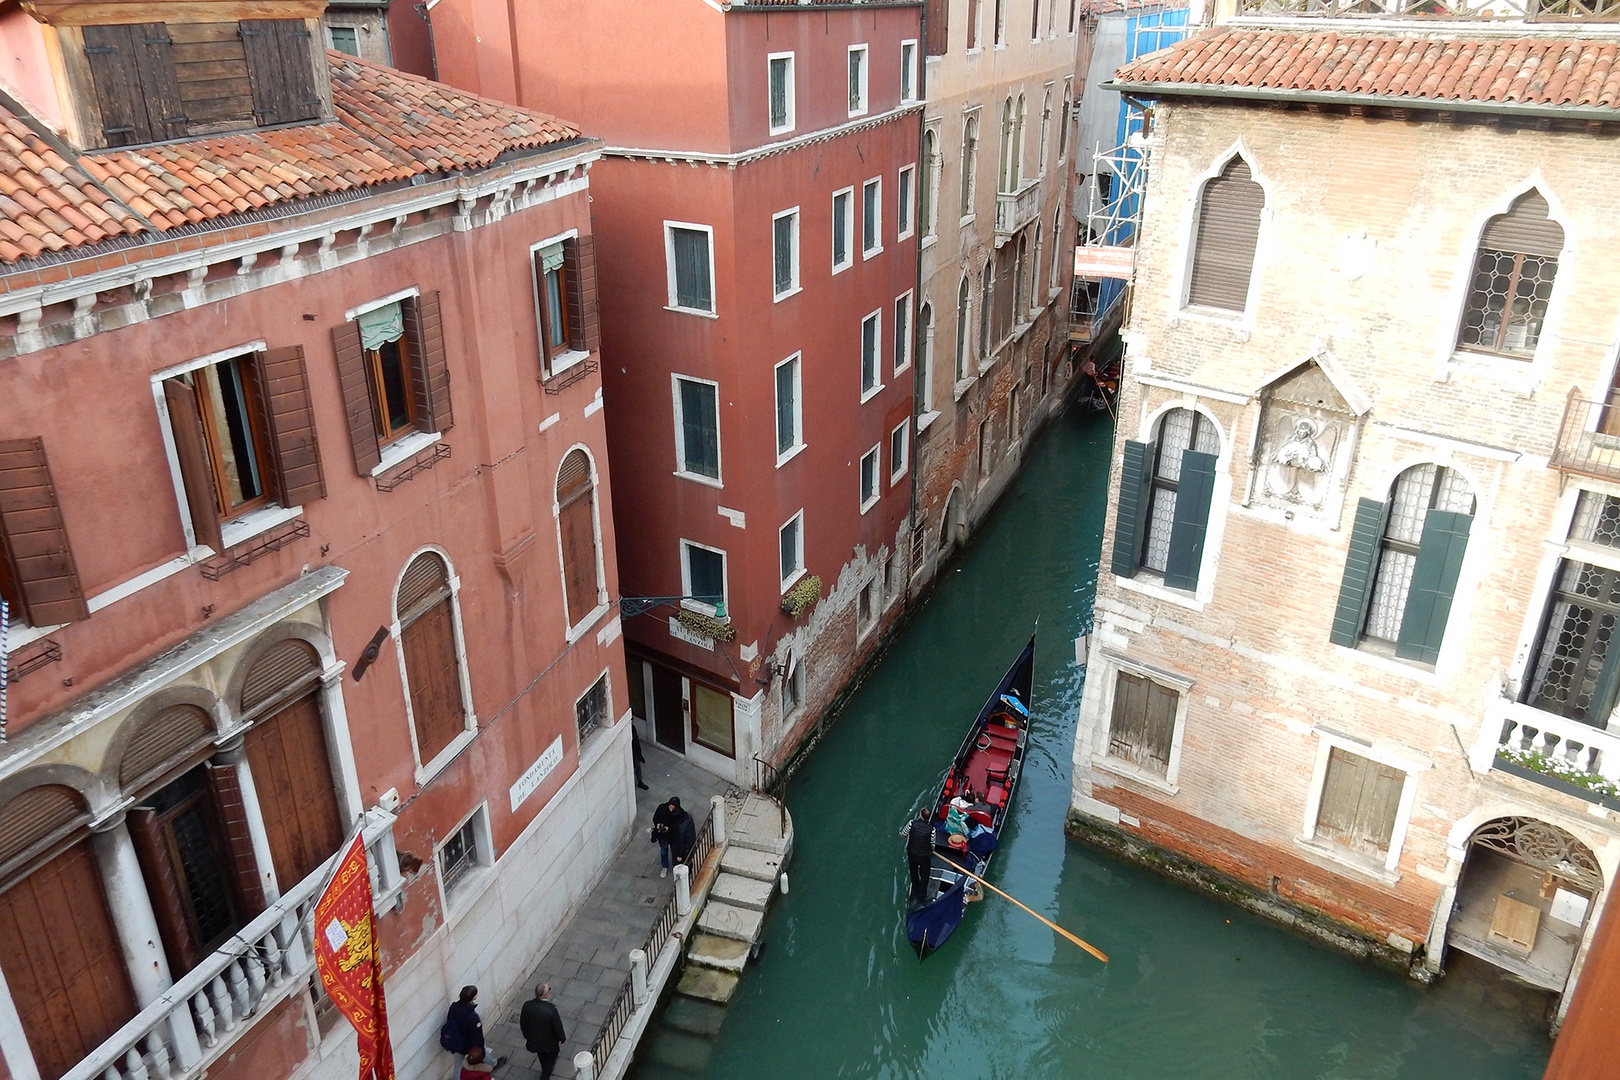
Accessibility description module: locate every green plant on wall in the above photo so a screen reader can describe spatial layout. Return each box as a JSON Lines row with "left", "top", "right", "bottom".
{"left": 674, "top": 608, "right": 737, "bottom": 643}
{"left": 780, "top": 574, "right": 822, "bottom": 618}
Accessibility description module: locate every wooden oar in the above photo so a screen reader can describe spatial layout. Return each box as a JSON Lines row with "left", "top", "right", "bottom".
{"left": 955, "top": 865, "right": 1109, "bottom": 963}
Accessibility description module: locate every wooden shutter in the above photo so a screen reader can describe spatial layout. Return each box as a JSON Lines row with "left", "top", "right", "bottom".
{"left": 82, "top": 23, "right": 186, "bottom": 146}
{"left": 1317, "top": 747, "right": 1402, "bottom": 856}
{"left": 331, "top": 321, "right": 382, "bottom": 475}
{"left": 0, "top": 842, "right": 138, "bottom": 1080}
{"left": 128, "top": 804, "right": 202, "bottom": 975}
{"left": 1163, "top": 449, "right": 1217, "bottom": 592}
{"left": 0, "top": 784, "right": 89, "bottom": 883}
{"left": 1186, "top": 159, "right": 1263, "bottom": 312}
{"left": 558, "top": 453, "right": 598, "bottom": 626}
{"left": 926, "top": 0, "right": 949, "bottom": 55}
{"left": 406, "top": 292, "right": 454, "bottom": 433}
{"left": 254, "top": 346, "right": 326, "bottom": 506}
{"left": 1110, "top": 440, "right": 1153, "bottom": 578}
{"left": 401, "top": 599, "right": 464, "bottom": 763}
{"left": 163, "top": 379, "right": 225, "bottom": 552}
{"left": 241, "top": 638, "right": 322, "bottom": 716}
{"left": 206, "top": 760, "right": 267, "bottom": 918}
{"left": 168, "top": 22, "right": 254, "bottom": 135}
{"left": 245, "top": 694, "right": 343, "bottom": 890}
{"left": 1481, "top": 191, "right": 1564, "bottom": 257}
{"left": 118, "top": 704, "right": 214, "bottom": 793}
{"left": 0, "top": 437, "right": 89, "bottom": 626}
{"left": 1330, "top": 499, "right": 1389, "bottom": 648}
{"left": 240, "top": 19, "right": 320, "bottom": 126}
{"left": 565, "top": 235, "right": 601, "bottom": 355}
{"left": 1394, "top": 509, "right": 1473, "bottom": 665}
{"left": 397, "top": 552, "right": 449, "bottom": 620}
{"left": 1109, "top": 671, "right": 1176, "bottom": 774}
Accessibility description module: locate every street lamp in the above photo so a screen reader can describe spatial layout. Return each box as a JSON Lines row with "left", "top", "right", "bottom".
{"left": 617, "top": 594, "right": 729, "bottom": 621}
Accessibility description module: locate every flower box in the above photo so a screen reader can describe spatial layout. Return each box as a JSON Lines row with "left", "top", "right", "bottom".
{"left": 1493, "top": 753, "right": 1610, "bottom": 805}
{"left": 780, "top": 574, "right": 822, "bottom": 618}
{"left": 673, "top": 608, "right": 736, "bottom": 643}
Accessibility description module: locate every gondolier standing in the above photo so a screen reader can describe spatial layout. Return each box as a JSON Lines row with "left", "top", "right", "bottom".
{"left": 903, "top": 807, "right": 933, "bottom": 900}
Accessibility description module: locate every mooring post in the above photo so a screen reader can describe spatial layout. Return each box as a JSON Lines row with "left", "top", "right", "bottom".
{"left": 574, "top": 1051, "right": 596, "bottom": 1080}
{"left": 674, "top": 863, "right": 692, "bottom": 915}
{"left": 711, "top": 794, "right": 727, "bottom": 844}
{"left": 630, "top": 948, "right": 649, "bottom": 1006}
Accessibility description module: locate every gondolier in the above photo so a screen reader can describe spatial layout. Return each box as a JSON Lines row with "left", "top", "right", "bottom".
{"left": 902, "top": 808, "right": 934, "bottom": 900}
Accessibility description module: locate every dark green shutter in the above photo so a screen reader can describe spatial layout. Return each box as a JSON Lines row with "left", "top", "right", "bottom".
{"left": 1331, "top": 499, "right": 1388, "bottom": 647}
{"left": 1162, "top": 450, "right": 1216, "bottom": 591}
{"left": 1394, "top": 510, "right": 1472, "bottom": 664}
{"left": 1111, "top": 440, "right": 1153, "bottom": 578}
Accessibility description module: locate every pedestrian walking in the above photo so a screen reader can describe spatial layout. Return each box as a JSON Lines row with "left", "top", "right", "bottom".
{"left": 670, "top": 798, "right": 697, "bottom": 868}
{"left": 519, "top": 982, "right": 568, "bottom": 1080}
{"left": 632, "top": 724, "right": 649, "bottom": 790}
{"left": 902, "top": 807, "right": 934, "bottom": 900}
{"left": 651, "top": 796, "right": 684, "bottom": 878}
{"left": 440, "top": 985, "right": 499, "bottom": 1078}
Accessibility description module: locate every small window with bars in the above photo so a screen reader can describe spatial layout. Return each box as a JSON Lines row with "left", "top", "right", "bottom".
{"left": 438, "top": 811, "right": 488, "bottom": 900}
{"left": 575, "top": 675, "right": 609, "bottom": 743}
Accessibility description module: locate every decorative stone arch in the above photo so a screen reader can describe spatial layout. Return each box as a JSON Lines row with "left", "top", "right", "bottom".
{"left": 941, "top": 483, "right": 966, "bottom": 552}
{"left": 1138, "top": 399, "right": 1228, "bottom": 464}
{"left": 0, "top": 771, "right": 94, "bottom": 881}
{"left": 102, "top": 686, "right": 223, "bottom": 799}
{"left": 1175, "top": 142, "right": 1271, "bottom": 317}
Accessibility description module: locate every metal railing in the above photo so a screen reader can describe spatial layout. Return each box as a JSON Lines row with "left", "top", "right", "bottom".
{"left": 1236, "top": 0, "right": 1620, "bottom": 18}
{"left": 1550, "top": 387, "right": 1620, "bottom": 484}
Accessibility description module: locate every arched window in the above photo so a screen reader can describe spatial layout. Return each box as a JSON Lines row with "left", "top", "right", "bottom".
{"left": 998, "top": 98, "right": 1016, "bottom": 193}
{"left": 1111, "top": 408, "right": 1220, "bottom": 591}
{"left": 1457, "top": 190, "right": 1563, "bottom": 358}
{"left": 557, "top": 448, "right": 604, "bottom": 628}
{"left": 1333, "top": 464, "right": 1475, "bottom": 664}
{"left": 397, "top": 551, "right": 469, "bottom": 766}
{"left": 955, "top": 277, "right": 972, "bottom": 381}
{"left": 1014, "top": 94, "right": 1027, "bottom": 185}
{"left": 1186, "top": 157, "right": 1264, "bottom": 313}
{"left": 1014, "top": 235, "right": 1028, "bottom": 321}
{"left": 921, "top": 128, "right": 939, "bottom": 239}
{"left": 1058, "top": 84, "right": 1072, "bottom": 161}
{"left": 1050, "top": 207, "right": 1065, "bottom": 292}
{"left": 918, "top": 301, "right": 934, "bottom": 411}
{"left": 979, "top": 262, "right": 994, "bottom": 361}
{"left": 1038, "top": 88, "right": 1051, "bottom": 177}
{"left": 1032, "top": 224, "right": 1044, "bottom": 314}
{"left": 960, "top": 116, "right": 979, "bottom": 218}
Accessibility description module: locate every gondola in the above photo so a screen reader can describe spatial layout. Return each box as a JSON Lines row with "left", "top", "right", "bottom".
{"left": 904, "top": 633, "right": 1035, "bottom": 959}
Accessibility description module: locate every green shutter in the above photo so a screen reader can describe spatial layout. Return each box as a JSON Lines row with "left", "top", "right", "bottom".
{"left": 1331, "top": 499, "right": 1388, "bottom": 648}
{"left": 1163, "top": 450, "right": 1217, "bottom": 591}
{"left": 1395, "top": 510, "right": 1472, "bottom": 664}
{"left": 1111, "top": 441, "right": 1153, "bottom": 578}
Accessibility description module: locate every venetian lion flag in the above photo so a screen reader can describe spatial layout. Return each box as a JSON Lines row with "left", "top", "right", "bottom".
{"left": 314, "top": 830, "right": 397, "bottom": 1080}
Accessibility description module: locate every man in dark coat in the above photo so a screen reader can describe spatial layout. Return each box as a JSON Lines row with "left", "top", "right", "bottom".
{"left": 444, "top": 985, "right": 494, "bottom": 1078}
{"left": 903, "top": 807, "right": 935, "bottom": 901}
{"left": 519, "top": 982, "right": 568, "bottom": 1080}
{"left": 651, "top": 796, "right": 684, "bottom": 877}
{"left": 670, "top": 800, "right": 698, "bottom": 867}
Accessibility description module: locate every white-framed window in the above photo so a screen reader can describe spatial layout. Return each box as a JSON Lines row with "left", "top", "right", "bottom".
{"left": 768, "top": 51, "right": 795, "bottom": 134}
{"left": 859, "top": 445, "right": 880, "bottom": 512}
{"left": 774, "top": 353, "right": 803, "bottom": 464}
{"left": 680, "top": 539, "right": 727, "bottom": 615}
{"left": 921, "top": 126, "right": 940, "bottom": 240}
{"left": 960, "top": 111, "right": 979, "bottom": 220}
{"left": 832, "top": 187, "right": 854, "bottom": 273}
{"left": 918, "top": 301, "right": 934, "bottom": 412}
{"left": 672, "top": 374, "right": 722, "bottom": 484}
{"left": 889, "top": 420, "right": 909, "bottom": 485}
{"left": 530, "top": 231, "right": 594, "bottom": 377}
{"left": 1038, "top": 85, "right": 1053, "bottom": 177}
{"left": 893, "top": 291, "right": 913, "bottom": 375}
{"left": 779, "top": 510, "right": 805, "bottom": 590}
{"left": 860, "top": 309, "right": 882, "bottom": 400}
{"left": 437, "top": 804, "right": 493, "bottom": 910}
{"left": 772, "top": 207, "right": 800, "bottom": 300}
{"left": 555, "top": 447, "right": 606, "bottom": 636}
{"left": 395, "top": 548, "right": 475, "bottom": 778}
{"left": 993, "top": 0, "right": 1006, "bottom": 45}
{"left": 784, "top": 656, "right": 805, "bottom": 714}
{"left": 575, "top": 672, "right": 610, "bottom": 742}
{"left": 1102, "top": 664, "right": 1188, "bottom": 782}
{"left": 1058, "top": 79, "right": 1073, "bottom": 162}
{"left": 1069, "top": 0, "right": 1078, "bottom": 33}
{"left": 664, "top": 222, "right": 716, "bottom": 315}
{"left": 1050, "top": 206, "right": 1064, "bottom": 293}
{"left": 1031, "top": 0, "right": 1042, "bottom": 40}
{"left": 900, "top": 39, "right": 918, "bottom": 102}
{"left": 955, "top": 275, "right": 972, "bottom": 381}
{"left": 857, "top": 578, "right": 878, "bottom": 635}
{"left": 862, "top": 177, "right": 882, "bottom": 258}
{"left": 1303, "top": 736, "right": 1416, "bottom": 875}
{"left": 896, "top": 165, "right": 915, "bottom": 241}
{"left": 327, "top": 24, "right": 360, "bottom": 56}
{"left": 848, "top": 44, "right": 869, "bottom": 116}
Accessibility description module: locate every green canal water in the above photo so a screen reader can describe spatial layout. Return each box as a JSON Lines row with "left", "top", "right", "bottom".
{"left": 632, "top": 405, "right": 1553, "bottom": 1079}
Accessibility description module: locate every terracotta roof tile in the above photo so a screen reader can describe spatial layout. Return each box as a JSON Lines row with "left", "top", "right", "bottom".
{"left": 1113, "top": 28, "right": 1620, "bottom": 111}
{"left": 0, "top": 52, "right": 585, "bottom": 266}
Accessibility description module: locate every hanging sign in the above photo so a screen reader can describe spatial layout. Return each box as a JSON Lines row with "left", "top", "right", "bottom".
{"left": 1074, "top": 246, "right": 1135, "bottom": 280}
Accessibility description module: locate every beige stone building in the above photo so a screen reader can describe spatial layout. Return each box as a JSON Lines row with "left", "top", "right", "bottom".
{"left": 1068, "top": 16, "right": 1620, "bottom": 1021}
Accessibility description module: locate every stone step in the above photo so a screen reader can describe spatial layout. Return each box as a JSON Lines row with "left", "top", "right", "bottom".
{"left": 729, "top": 797, "right": 792, "bottom": 856}
{"left": 686, "top": 932, "right": 752, "bottom": 973}
{"left": 719, "top": 846, "right": 782, "bottom": 883}
{"left": 644, "top": 1026, "right": 714, "bottom": 1073}
{"left": 661, "top": 995, "right": 728, "bottom": 1039}
{"left": 710, "top": 872, "right": 774, "bottom": 912}
{"left": 696, "top": 900, "right": 764, "bottom": 943}
{"left": 676, "top": 965, "right": 740, "bottom": 1004}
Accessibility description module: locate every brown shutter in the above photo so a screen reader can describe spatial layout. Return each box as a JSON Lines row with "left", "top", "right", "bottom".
{"left": 331, "top": 321, "right": 382, "bottom": 475}
{"left": 128, "top": 805, "right": 202, "bottom": 975}
{"left": 168, "top": 22, "right": 254, "bottom": 135}
{"left": 163, "top": 379, "right": 225, "bottom": 552}
{"left": 558, "top": 454, "right": 598, "bottom": 626}
{"left": 1187, "top": 159, "right": 1264, "bottom": 312}
{"left": 240, "top": 19, "right": 320, "bottom": 126}
{"left": 534, "top": 249, "right": 557, "bottom": 367}
{"left": 205, "top": 760, "right": 267, "bottom": 917}
{"left": 1481, "top": 191, "right": 1564, "bottom": 257}
{"left": 0, "top": 437, "right": 89, "bottom": 626}
{"left": 401, "top": 599, "right": 464, "bottom": 763}
{"left": 406, "top": 292, "right": 454, "bottom": 433}
{"left": 397, "top": 552, "right": 450, "bottom": 621}
{"left": 118, "top": 704, "right": 215, "bottom": 793}
{"left": 241, "top": 639, "right": 322, "bottom": 716}
{"left": 254, "top": 345, "right": 326, "bottom": 506}
{"left": 565, "top": 235, "right": 601, "bottom": 355}
{"left": 245, "top": 694, "right": 343, "bottom": 890}
{"left": 83, "top": 23, "right": 186, "bottom": 146}
{"left": 0, "top": 784, "right": 89, "bottom": 882}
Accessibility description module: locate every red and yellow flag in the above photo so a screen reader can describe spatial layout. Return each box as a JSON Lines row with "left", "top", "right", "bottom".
{"left": 314, "top": 830, "right": 396, "bottom": 1080}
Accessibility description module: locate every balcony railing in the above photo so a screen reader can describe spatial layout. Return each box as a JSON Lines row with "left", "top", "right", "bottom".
{"left": 1471, "top": 696, "right": 1620, "bottom": 798}
{"left": 994, "top": 177, "right": 1042, "bottom": 246}
{"left": 1236, "top": 0, "right": 1620, "bottom": 19}
{"left": 1550, "top": 387, "right": 1620, "bottom": 484}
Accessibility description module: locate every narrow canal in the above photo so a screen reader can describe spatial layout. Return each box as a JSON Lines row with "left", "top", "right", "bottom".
{"left": 633, "top": 404, "right": 1553, "bottom": 1079}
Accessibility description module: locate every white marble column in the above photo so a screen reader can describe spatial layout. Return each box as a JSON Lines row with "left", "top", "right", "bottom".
{"left": 89, "top": 812, "right": 173, "bottom": 1006}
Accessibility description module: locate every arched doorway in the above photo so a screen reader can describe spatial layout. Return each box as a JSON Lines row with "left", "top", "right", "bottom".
{"left": 940, "top": 485, "right": 965, "bottom": 553}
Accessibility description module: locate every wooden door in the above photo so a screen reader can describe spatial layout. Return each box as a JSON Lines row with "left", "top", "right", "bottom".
{"left": 651, "top": 665, "right": 685, "bottom": 752}
{"left": 0, "top": 844, "right": 137, "bottom": 1080}
{"left": 245, "top": 693, "right": 344, "bottom": 891}
{"left": 401, "top": 598, "right": 464, "bottom": 763}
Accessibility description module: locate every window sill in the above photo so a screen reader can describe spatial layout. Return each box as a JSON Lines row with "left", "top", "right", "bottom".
{"left": 863, "top": 244, "right": 884, "bottom": 261}
{"left": 859, "top": 496, "right": 880, "bottom": 515}
{"left": 673, "top": 469, "right": 725, "bottom": 489}
{"left": 920, "top": 235, "right": 937, "bottom": 253}
{"left": 665, "top": 305, "right": 720, "bottom": 320}
{"left": 892, "top": 361, "right": 912, "bottom": 379}
{"left": 371, "top": 430, "right": 442, "bottom": 478}
{"left": 832, "top": 260, "right": 853, "bottom": 276}
{"left": 415, "top": 725, "right": 477, "bottom": 788}
{"left": 889, "top": 468, "right": 908, "bottom": 487}
{"left": 773, "top": 285, "right": 803, "bottom": 304}
{"left": 849, "top": 108, "right": 868, "bottom": 120}
{"left": 780, "top": 568, "right": 807, "bottom": 594}
{"left": 977, "top": 354, "right": 998, "bottom": 377}
{"left": 545, "top": 348, "right": 593, "bottom": 378}
{"left": 1293, "top": 836, "right": 1401, "bottom": 886}
{"left": 916, "top": 409, "right": 942, "bottom": 433}
{"left": 2, "top": 619, "right": 65, "bottom": 651}
{"left": 860, "top": 383, "right": 884, "bottom": 404}
{"left": 1177, "top": 303, "right": 1250, "bottom": 328}
{"left": 776, "top": 443, "right": 808, "bottom": 469}
{"left": 1336, "top": 641, "right": 1442, "bottom": 686}
{"left": 897, "top": 229, "right": 915, "bottom": 243}
{"left": 769, "top": 124, "right": 795, "bottom": 138}
{"left": 959, "top": 213, "right": 976, "bottom": 229}
{"left": 219, "top": 502, "right": 305, "bottom": 552}
{"left": 952, "top": 376, "right": 977, "bottom": 401}
{"left": 564, "top": 600, "right": 612, "bottom": 645}
{"left": 1116, "top": 574, "right": 1207, "bottom": 613}
{"left": 1093, "top": 755, "right": 1178, "bottom": 796}
{"left": 442, "top": 862, "right": 499, "bottom": 929}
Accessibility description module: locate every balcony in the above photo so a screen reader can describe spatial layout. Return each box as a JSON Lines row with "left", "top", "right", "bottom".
{"left": 1236, "top": 0, "right": 1620, "bottom": 18}
{"left": 1550, "top": 388, "right": 1620, "bottom": 484}
{"left": 994, "top": 177, "right": 1042, "bottom": 246}
{"left": 1471, "top": 697, "right": 1620, "bottom": 808}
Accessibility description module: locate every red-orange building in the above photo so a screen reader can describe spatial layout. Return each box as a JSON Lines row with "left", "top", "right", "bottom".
{"left": 0, "top": 6, "right": 631, "bottom": 1079}
{"left": 427, "top": 0, "right": 924, "bottom": 782}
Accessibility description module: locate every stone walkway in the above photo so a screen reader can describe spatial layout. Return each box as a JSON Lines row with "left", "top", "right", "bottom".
{"left": 484, "top": 737, "right": 737, "bottom": 1080}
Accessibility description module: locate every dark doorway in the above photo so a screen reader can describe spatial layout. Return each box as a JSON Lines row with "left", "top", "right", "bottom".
{"left": 652, "top": 664, "right": 685, "bottom": 753}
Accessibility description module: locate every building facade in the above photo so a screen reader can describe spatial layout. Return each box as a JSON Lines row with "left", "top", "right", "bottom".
{"left": 1068, "top": 15, "right": 1620, "bottom": 1024}
{"left": 0, "top": 7, "right": 629, "bottom": 1079}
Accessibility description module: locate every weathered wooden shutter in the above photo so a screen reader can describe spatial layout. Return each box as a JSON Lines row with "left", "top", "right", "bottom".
{"left": 1163, "top": 449, "right": 1217, "bottom": 591}
{"left": 331, "top": 321, "right": 382, "bottom": 475}
{"left": 1317, "top": 747, "right": 1402, "bottom": 855}
{"left": 1330, "top": 499, "right": 1389, "bottom": 648}
{"left": 241, "top": 638, "right": 322, "bottom": 716}
{"left": 1481, "top": 191, "right": 1564, "bottom": 257}
{"left": 1110, "top": 440, "right": 1153, "bottom": 578}
{"left": 1186, "top": 159, "right": 1263, "bottom": 312}
{"left": 0, "top": 437, "right": 89, "bottom": 626}
{"left": 240, "top": 19, "right": 321, "bottom": 126}
{"left": 557, "top": 451, "right": 598, "bottom": 626}
{"left": 926, "top": 0, "right": 950, "bottom": 55}
{"left": 398, "top": 552, "right": 450, "bottom": 620}
{"left": 0, "top": 784, "right": 89, "bottom": 882}
{"left": 167, "top": 22, "right": 255, "bottom": 135}
{"left": 406, "top": 292, "right": 454, "bottom": 433}
{"left": 118, "top": 704, "right": 214, "bottom": 793}
{"left": 1108, "top": 671, "right": 1176, "bottom": 774}
{"left": 1394, "top": 510, "right": 1472, "bottom": 665}
{"left": 254, "top": 346, "right": 326, "bottom": 506}
{"left": 127, "top": 804, "right": 203, "bottom": 974}
{"left": 82, "top": 23, "right": 186, "bottom": 146}
{"left": 401, "top": 599, "right": 464, "bottom": 763}
{"left": 565, "top": 235, "right": 601, "bottom": 355}
{"left": 163, "top": 379, "right": 225, "bottom": 552}
{"left": 245, "top": 694, "right": 343, "bottom": 891}
{"left": 206, "top": 760, "right": 267, "bottom": 918}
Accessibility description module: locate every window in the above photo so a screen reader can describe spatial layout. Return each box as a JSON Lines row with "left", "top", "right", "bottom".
{"left": 768, "top": 52, "right": 795, "bottom": 134}
{"left": 780, "top": 512, "right": 805, "bottom": 589}
{"left": 673, "top": 376, "right": 721, "bottom": 482}
{"left": 1038, "top": 86, "right": 1052, "bottom": 176}
{"left": 858, "top": 579, "right": 878, "bottom": 634}
{"left": 775, "top": 354, "right": 803, "bottom": 462}
{"left": 556, "top": 449, "right": 604, "bottom": 630}
{"left": 1314, "top": 747, "right": 1404, "bottom": 859}
{"left": 978, "top": 416, "right": 994, "bottom": 479}
{"left": 955, "top": 276, "right": 972, "bottom": 382}
{"left": 1051, "top": 207, "right": 1064, "bottom": 293}
{"left": 397, "top": 551, "right": 470, "bottom": 770}
{"left": 332, "top": 292, "right": 453, "bottom": 475}
{"left": 861, "top": 310, "right": 882, "bottom": 399}
{"left": 960, "top": 114, "right": 979, "bottom": 218}
{"left": 1031, "top": 0, "right": 1041, "bottom": 40}
{"left": 773, "top": 208, "right": 800, "bottom": 299}
{"left": 1058, "top": 81, "right": 1072, "bottom": 161}
{"left": 576, "top": 674, "right": 609, "bottom": 742}
{"left": 1331, "top": 464, "right": 1475, "bottom": 664}
{"left": 968, "top": 0, "right": 981, "bottom": 49}
{"left": 901, "top": 40, "right": 918, "bottom": 102}
{"left": 1523, "top": 493, "right": 1620, "bottom": 725}
{"left": 665, "top": 223, "right": 715, "bottom": 314}
{"left": 681, "top": 541, "right": 727, "bottom": 614}
{"left": 897, "top": 165, "right": 915, "bottom": 241}
{"left": 1186, "top": 157, "right": 1264, "bottom": 313}
{"left": 1031, "top": 227, "right": 1044, "bottom": 315}
{"left": 533, "top": 235, "right": 600, "bottom": 375}
{"left": 848, "top": 45, "right": 868, "bottom": 115}
{"left": 1013, "top": 235, "right": 1028, "bottom": 321}
{"left": 889, "top": 420, "right": 909, "bottom": 485}
{"left": 859, "top": 446, "right": 880, "bottom": 512}
{"left": 1457, "top": 190, "right": 1563, "bottom": 358}
{"left": 784, "top": 657, "right": 805, "bottom": 714}
{"left": 832, "top": 187, "right": 854, "bottom": 272}
{"left": 922, "top": 128, "right": 940, "bottom": 239}
{"left": 327, "top": 24, "right": 359, "bottom": 56}
{"left": 1108, "top": 670, "right": 1178, "bottom": 777}
{"left": 691, "top": 681, "right": 735, "bottom": 756}
{"left": 979, "top": 262, "right": 993, "bottom": 361}
{"left": 918, "top": 302, "right": 934, "bottom": 412}
{"left": 994, "top": 0, "right": 1006, "bottom": 44}
{"left": 863, "top": 178, "right": 882, "bottom": 257}
{"left": 0, "top": 439, "right": 85, "bottom": 628}
{"left": 437, "top": 810, "right": 488, "bottom": 899}
{"left": 894, "top": 292, "right": 913, "bottom": 374}
{"left": 1111, "top": 409, "right": 1220, "bottom": 591}
{"left": 1069, "top": 0, "right": 1078, "bottom": 31}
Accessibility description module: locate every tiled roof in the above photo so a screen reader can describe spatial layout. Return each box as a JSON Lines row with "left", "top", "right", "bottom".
{"left": 0, "top": 53, "right": 584, "bottom": 265}
{"left": 1112, "top": 29, "right": 1620, "bottom": 111}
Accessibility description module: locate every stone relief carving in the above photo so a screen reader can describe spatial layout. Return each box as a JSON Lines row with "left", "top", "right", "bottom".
{"left": 1252, "top": 362, "right": 1356, "bottom": 516}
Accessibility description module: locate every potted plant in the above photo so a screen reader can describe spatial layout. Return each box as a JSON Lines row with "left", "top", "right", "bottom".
{"left": 780, "top": 574, "right": 822, "bottom": 618}
{"left": 1493, "top": 745, "right": 1620, "bottom": 806}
